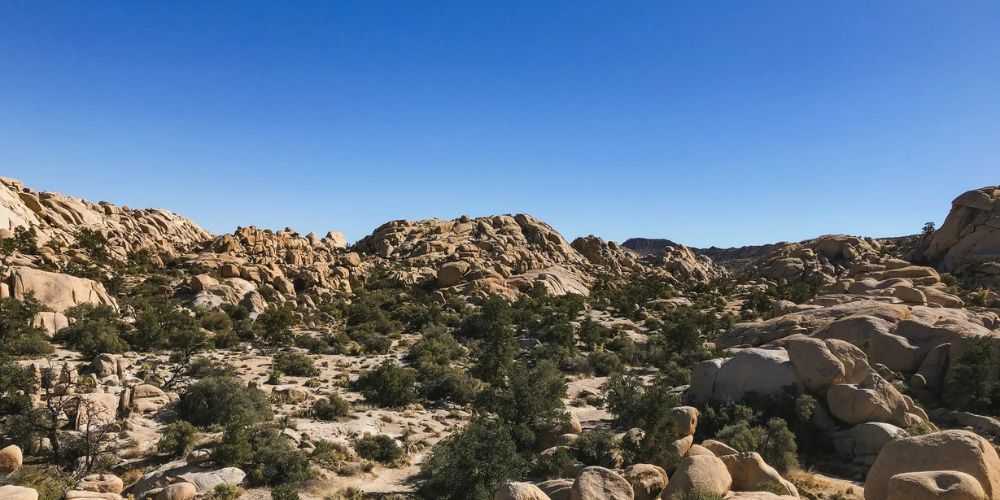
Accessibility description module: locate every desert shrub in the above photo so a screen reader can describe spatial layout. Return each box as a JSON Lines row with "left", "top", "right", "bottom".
{"left": 4, "top": 465, "right": 74, "bottom": 500}
{"left": 715, "top": 417, "right": 798, "bottom": 472}
{"left": 346, "top": 326, "right": 393, "bottom": 354}
{"left": 418, "top": 417, "right": 528, "bottom": 500}
{"left": 587, "top": 351, "right": 623, "bottom": 376}
{"left": 697, "top": 387, "right": 825, "bottom": 461}
{"left": 947, "top": 337, "right": 999, "bottom": 414}
{"left": 157, "top": 421, "right": 201, "bottom": 457}
{"left": 407, "top": 323, "right": 464, "bottom": 369}
{"left": 207, "top": 484, "right": 241, "bottom": 500}
{"left": 604, "top": 373, "right": 684, "bottom": 468}
{"left": 578, "top": 317, "right": 614, "bottom": 348}
{"left": 177, "top": 376, "right": 272, "bottom": 427}
{"left": 270, "top": 484, "right": 300, "bottom": 500}
{"left": 184, "top": 357, "right": 237, "bottom": 379}
{"left": 479, "top": 360, "right": 568, "bottom": 451}
{"left": 574, "top": 428, "right": 617, "bottom": 466}
{"left": 354, "top": 361, "right": 417, "bottom": 408}
{"left": 295, "top": 334, "right": 332, "bottom": 354}
{"left": 273, "top": 351, "right": 319, "bottom": 377}
{"left": 215, "top": 423, "right": 313, "bottom": 487}
{"left": 354, "top": 434, "right": 404, "bottom": 464}
{"left": 0, "top": 294, "right": 53, "bottom": 355}
{"left": 57, "top": 304, "right": 130, "bottom": 357}
{"left": 590, "top": 273, "right": 674, "bottom": 318}
{"left": 531, "top": 446, "right": 575, "bottom": 479}
{"left": 0, "top": 356, "right": 38, "bottom": 449}
{"left": 462, "top": 296, "right": 516, "bottom": 385}
{"left": 416, "top": 363, "right": 481, "bottom": 404}
{"left": 0, "top": 226, "right": 39, "bottom": 255}
{"left": 129, "top": 298, "right": 207, "bottom": 361}
{"left": 254, "top": 306, "right": 298, "bottom": 346}
{"left": 311, "top": 395, "right": 350, "bottom": 421}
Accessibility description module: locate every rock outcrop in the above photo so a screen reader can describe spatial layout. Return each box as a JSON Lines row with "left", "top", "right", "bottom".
{"left": 922, "top": 186, "right": 1000, "bottom": 288}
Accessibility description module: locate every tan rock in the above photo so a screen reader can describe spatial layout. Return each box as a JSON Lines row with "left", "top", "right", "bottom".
{"left": 570, "top": 466, "right": 633, "bottom": 500}
{"left": 702, "top": 439, "right": 740, "bottom": 457}
{"left": 671, "top": 406, "right": 699, "bottom": 437}
{"left": 76, "top": 474, "right": 124, "bottom": 494}
{"left": 152, "top": 482, "right": 197, "bottom": 500}
{"left": 495, "top": 481, "right": 550, "bottom": 500}
{"left": 865, "top": 430, "right": 1000, "bottom": 500}
{"left": 719, "top": 452, "right": 798, "bottom": 497}
{"left": 0, "top": 485, "right": 38, "bottom": 500}
{"left": 6, "top": 266, "right": 116, "bottom": 312}
{"left": 622, "top": 464, "right": 667, "bottom": 500}
{"left": 0, "top": 444, "right": 23, "bottom": 473}
{"left": 663, "top": 454, "right": 732, "bottom": 499}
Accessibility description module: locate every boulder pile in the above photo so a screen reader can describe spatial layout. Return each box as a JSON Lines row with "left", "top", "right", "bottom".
{"left": 495, "top": 406, "right": 800, "bottom": 499}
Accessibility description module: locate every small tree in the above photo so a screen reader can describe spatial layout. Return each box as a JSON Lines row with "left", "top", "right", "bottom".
{"left": 0, "top": 294, "right": 53, "bottom": 355}
{"left": 354, "top": 361, "right": 417, "bottom": 408}
{"left": 177, "top": 377, "right": 272, "bottom": 427}
{"left": 418, "top": 417, "right": 528, "bottom": 500}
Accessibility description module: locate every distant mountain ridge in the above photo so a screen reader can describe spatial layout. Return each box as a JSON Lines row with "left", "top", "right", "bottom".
{"left": 622, "top": 237, "right": 778, "bottom": 271}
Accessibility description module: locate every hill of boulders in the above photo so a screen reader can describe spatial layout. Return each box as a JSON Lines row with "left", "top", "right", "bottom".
{"left": 0, "top": 177, "right": 998, "bottom": 500}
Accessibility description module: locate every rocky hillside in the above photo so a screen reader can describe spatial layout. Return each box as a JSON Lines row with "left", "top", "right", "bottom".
{"left": 0, "top": 177, "right": 998, "bottom": 500}
{"left": 0, "top": 177, "right": 211, "bottom": 261}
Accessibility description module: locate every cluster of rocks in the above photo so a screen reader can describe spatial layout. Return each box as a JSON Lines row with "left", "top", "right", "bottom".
{"left": 497, "top": 406, "right": 800, "bottom": 499}
{"left": 921, "top": 186, "right": 1000, "bottom": 289}
{"left": 718, "top": 297, "right": 999, "bottom": 406}
{"left": 1, "top": 265, "right": 117, "bottom": 336}
{"left": 181, "top": 225, "right": 358, "bottom": 304}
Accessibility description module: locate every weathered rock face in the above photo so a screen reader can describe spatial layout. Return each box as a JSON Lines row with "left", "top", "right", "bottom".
{"left": 0, "top": 177, "right": 211, "bottom": 259}
{"left": 570, "top": 466, "right": 633, "bottom": 500}
{"left": 3, "top": 266, "right": 117, "bottom": 312}
{"left": 923, "top": 186, "right": 1000, "bottom": 287}
{"left": 663, "top": 454, "right": 732, "bottom": 499}
{"left": 0, "top": 444, "right": 23, "bottom": 473}
{"left": 864, "top": 430, "right": 1000, "bottom": 500}
{"left": 0, "top": 485, "right": 38, "bottom": 500}
{"left": 689, "top": 348, "right": 802, "bottom": 403}
{"left": 495, "top": 481, "right": 550, "bottom": 500}
{"left": 183, "top": 225, "right": 356, "bottom": 303}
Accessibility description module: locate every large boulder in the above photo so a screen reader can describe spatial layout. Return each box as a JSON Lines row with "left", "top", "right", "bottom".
{"left": 152, "top": 482, "right": 197, "bottom": 500}
{"left": 495, "top": 481, "right": 550, "bottom": 500}
{"left": 622, "top": 463, "right": 667, "bottom": 500}
{"left": 536, "top": 479, "right": 572, "bottom": 500}
{"left": 4, "top": 266, "right": 117, "bottom": 312}
{"left": 864, "top": 430, "right": 1000, "bottom": 500}
{"left": 663, "top": 455, "right": 732, "bottom": 499}
{"left": 833, "top": 422, "right": 905, "bottom": 465}
{"left": 437, "top": 261, "right": 471, "bottom": 287}
{"left": 671, "top": 406, "right": 699, "bottom": 437}
{"left": 691, "top": 348, "right": 802, "bottom": 403}
{"left": 570, "top": 466, "right": 633, "bottom": 500}
{"left": 886, "top": 470, "right": 986, "bottom": 500}
{"left": 826, "top": 373, "right": 920, "bottom": 428}
{"left": 0, "top": 486, "right": 38, "bottom": 500}
{"left": 0, "top": 444, "right": 23, "bottom": 473}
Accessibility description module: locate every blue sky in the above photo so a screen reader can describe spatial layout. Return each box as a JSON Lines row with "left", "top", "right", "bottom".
{"left": 1, "top": 2, "right": 997, "bottom": 247}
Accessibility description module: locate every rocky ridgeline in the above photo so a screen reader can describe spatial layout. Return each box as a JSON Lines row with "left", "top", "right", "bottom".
{"left": 496, "top": 405, "right": 802, "bottom": 500}
{"left": 355, "top": 214, "right": 726, "bottom": 299}
{"left": 0, "top": 177, "right": 211, "bottom": 263}
{"left": 921, "top": 186, "right": 1000, "bottom": 288}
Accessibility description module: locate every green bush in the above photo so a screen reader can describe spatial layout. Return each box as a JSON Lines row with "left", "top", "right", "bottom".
{"left": 416, "top": 363, "right": 481, "bottom": 405}
{"left": 254, "top": 306, "right": 298, "bottom": 346}
{"left": 480, "top": 360, "right": 568, "bottom": 451}
{"left": 57, "top": 304, "right": 130, "bottom": 357}
{"left": 215, "top": 423, "right": 313, "bottom": 487}
{"left": 354, "top": 361, "right": 417, "bottom": 408}
{"left": 129, "top": 298, "right": 207, "bottom": 362}
{"left": 177, "top": 376, "right": 272, "bottom": 427}
{"left": 270, "top": 485, "right": 300, "bottom": 500}
{"left": 715, "top": 417, "right": 798, "bottom": 472}
{"left": 463, "top": 296, "right": 516, "bottom": 385}
{"left": 578, "top": 317, "right": 613, "bottom": 348}
{"left": 574, "top": 428, "right": 617, "bottom": 466}
{"left": 587, "top": 351, "right": 623, "bottom": 376}
{"left": 0, "top": 294, "right": 53, "bottom": 355}
{"left": 157, "top": 421, "right": 201, "bottom": 457}
{"left": 0, "top": 226, "right": 39, "bottom": 256}
{"left": 311, "top": 395, "right": 350, "bottom": 421}
{"left": 418, "top": 417, "right": 528, "bottom": 500}
{"left": 354, "top": 434, "right": 404, "bottom": 464}
{"left": 604, "top": 373, "right": 683, "bottom": 468}
{"left": 531, "top": 446, "right": 575, "bottom": 479}
{"left": 273, "top": 351, "right": 319, "bottom": 377}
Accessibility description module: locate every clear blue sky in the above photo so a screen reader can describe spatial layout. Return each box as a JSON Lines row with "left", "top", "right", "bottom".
{"left": 2, "top": 2, "right": 998, "bottom": 247}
